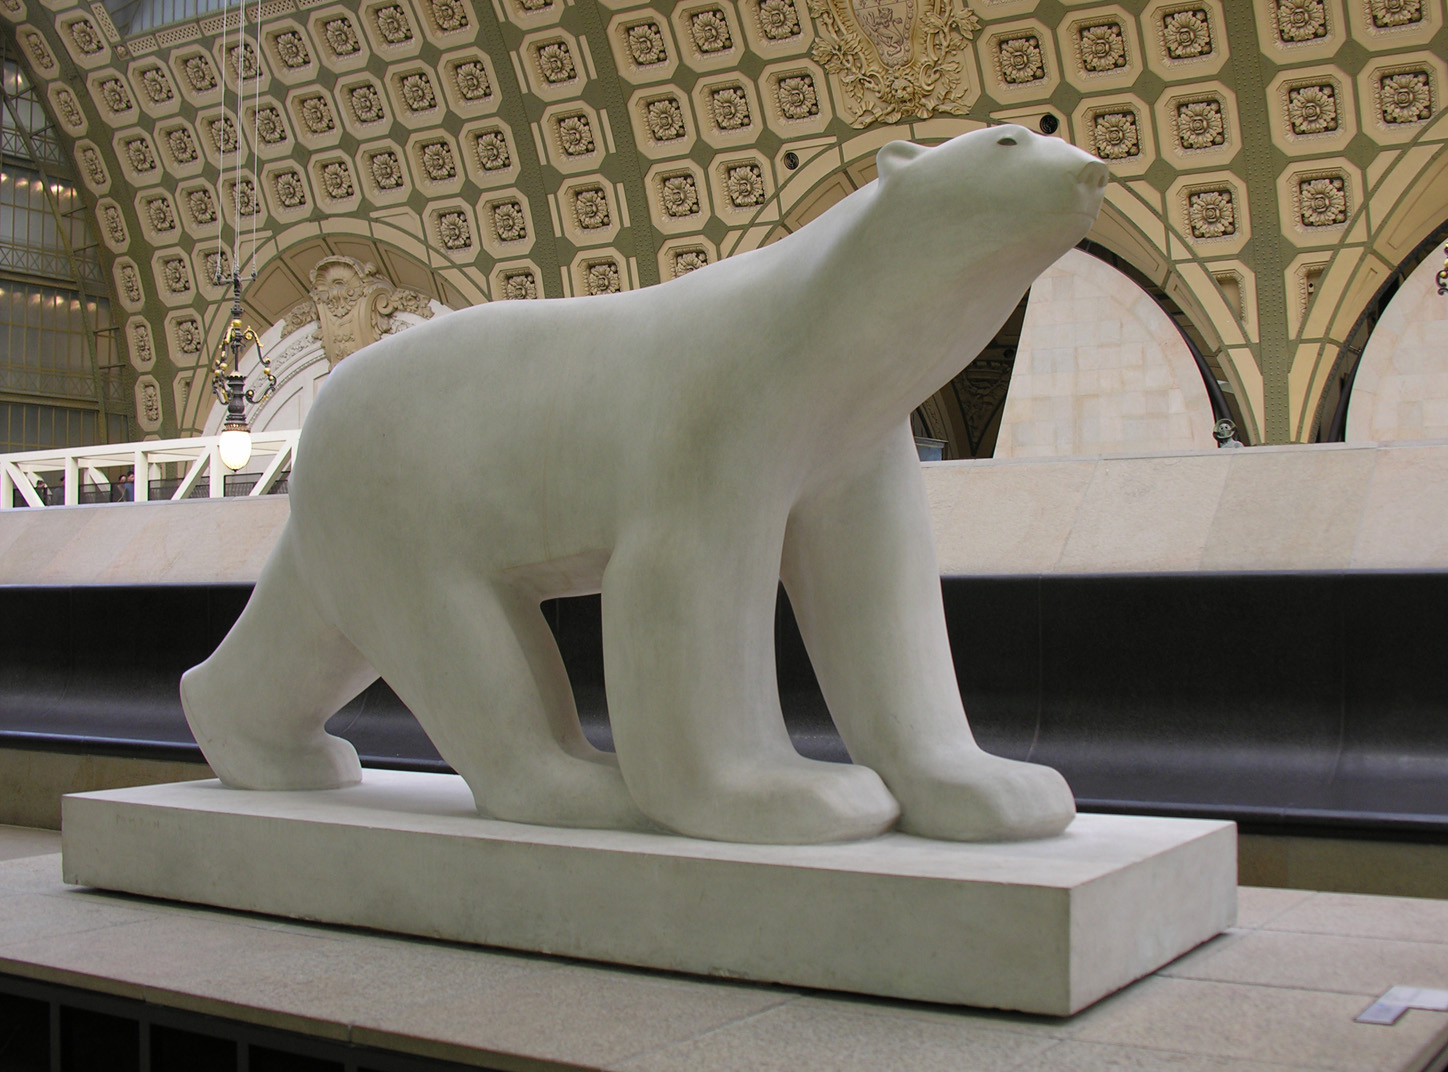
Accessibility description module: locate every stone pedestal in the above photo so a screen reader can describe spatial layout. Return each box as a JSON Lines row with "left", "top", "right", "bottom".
{"left": 61, "top": 770, "right": 1236, "bottom": 1016}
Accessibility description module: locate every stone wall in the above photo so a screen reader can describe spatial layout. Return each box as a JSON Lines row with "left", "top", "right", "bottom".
{"left": 996, "top": 250, "right": 1217, "bottom": 458}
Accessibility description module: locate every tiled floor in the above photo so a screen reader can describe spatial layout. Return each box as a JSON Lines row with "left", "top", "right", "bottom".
{"left": 1, "top": 824, "right": 1446, "bottom": 1072}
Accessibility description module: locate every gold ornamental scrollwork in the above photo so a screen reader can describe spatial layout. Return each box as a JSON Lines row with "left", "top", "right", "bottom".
{"left": 807, "top": 0, "right": 981, "bottom": 127}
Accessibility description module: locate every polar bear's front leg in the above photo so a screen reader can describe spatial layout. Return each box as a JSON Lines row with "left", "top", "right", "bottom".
{"left": 782, "top": 424, "right": 1076, "bottom": 841}
{"left": 601, "top": 525, "right": 899, "bottom": 844}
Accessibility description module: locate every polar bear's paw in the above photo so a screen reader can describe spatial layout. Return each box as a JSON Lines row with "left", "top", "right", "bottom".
{"left": 630, "top": 757, "right": 900, "bottom": 844}
{"left": 889, "top": 749, "right": 1076, "bottom": 842}
{"left": 467, "top": 752, "right": 654, "bottom": 833}
{"left": 181, "top": 666, "right": 362, "bottom": 790}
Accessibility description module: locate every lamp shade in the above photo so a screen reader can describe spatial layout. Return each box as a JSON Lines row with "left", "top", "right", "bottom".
{"left": 218, "top": 427, "right": 253, "bottom": 471}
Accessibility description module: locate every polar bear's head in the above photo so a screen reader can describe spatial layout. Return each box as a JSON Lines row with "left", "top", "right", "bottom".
{"left": 871, "top": 125, "right": 1107, "bottom": 267}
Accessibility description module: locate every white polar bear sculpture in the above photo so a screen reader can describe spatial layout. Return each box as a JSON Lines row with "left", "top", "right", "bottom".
{"left": 182, "top": 125, "right": 1108, "bottom": 845}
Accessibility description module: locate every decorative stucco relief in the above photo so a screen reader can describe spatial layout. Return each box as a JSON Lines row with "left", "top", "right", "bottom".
{"left": 286, "top": 255, "right": 436, "bottom": 367}
{"left": 807, "top": 0, "right": 981, "bottom": 126}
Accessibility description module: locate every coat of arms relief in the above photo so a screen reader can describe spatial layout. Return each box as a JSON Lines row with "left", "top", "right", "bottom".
{"left": 808, "top": 0, "right": 981, "bottom": 127}
{"left": 280, "top": 256, "right": 437, "bottom": 369}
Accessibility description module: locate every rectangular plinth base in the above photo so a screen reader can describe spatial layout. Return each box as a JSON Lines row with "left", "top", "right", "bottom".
{"left": 61, "top": 771, "right": 1236, "bottom": 1015}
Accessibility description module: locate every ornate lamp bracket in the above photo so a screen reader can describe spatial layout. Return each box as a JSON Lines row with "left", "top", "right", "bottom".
{"left": 210, "top": 270, "right": 276, "bottom": 470}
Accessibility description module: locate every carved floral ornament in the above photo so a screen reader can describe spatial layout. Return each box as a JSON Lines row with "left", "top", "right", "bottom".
{"left": 429, "top": 0, "right": 469, "bottom": 33}
{"left": 437, "top": 210, "right": 472, "bottom": 250}
{"left": 373, "top": 4, "right": 414, "bottom": 45}
{"left": 491, "top": 200, "right": 528, "bottom": 242}
{"left": 161, "top": 256, "right": 192, "bottom": 294}
{"left": 124, "top": 136, "right": 157, "bottom": 173}
{"left": 996, "top": 35, "right": 1044, "bottom": 85}
{"left": 139, "top": 67, "right": 174, "bottom": 104}
{"left": 572, "top": 187, "right": 610, "bottom": 230}
{"left": 173, "top": 316, "right": 204, "bottom": 355}
{"left": 501, "top": 270, "right": 537, "bottom": 300}
{"left": 96, "top": 77, "right": 134, "bottom": 115}
{"left": 137, "top": 378, "right": 162, "bottom": 425}
{"left": 230, "top": 178, "right": 260, "bottom": 216}
{"left": 1286, "top": 84, "right": 1337, "bottom": 136}
{"left": 273, "top": 30, "right": 310, "bottom": 68}
{"left": 23, "top": 32, "right": 57, "bottom": 72}
{"left": 809, "top": 0, "right": 981, "bottom": 126}
{"left": 673, "top": 248, "right": 708, "bottom": 275}
{"left": 130, "top": 323, "right": 154, "bottom": 366}
{"left": 400, "top": 72, "right": 438, "bottom": 113}
{"left": 1298, "top": 175, "right": 1347, "bottom": 227}
{"left": 273, "top": 169, "right": 308, "bottom": 208}
{"left": 776, "top": 74, "right": 820, "bottom": 120}
{"left": 1092, "top": 111, "right": 1140, "bottom": 160}
{"left": 1186, "top": 187, "right": 1235, "bottom": 239}
{"left": 451, "top": 60, "right": 491, "bottom": 102}
{"left": 1275, "top": 0, "right": 1328, "bottom": 43}
{"left": 80, "top": 147, "right": 107, "bottom": 186}
{"left": 66, "top": 18, "right": 104, "bottom": 55}
{"left": 208, "top": 116, "right": 238, "bottom": 153}
{"left": 474, "top": 130, "right": 511, "bottom": 171}
{"left": 288, "top": 255, "right": 436, "bottom": 366}
{"left": 691, "top": 9, "right": 733, "bottom": 54}
{"left": 1176, "top": 98, "right": 1224, "bottom": 150}
{"left": 165, "top": 126, "right": 199, "bottom": 163}
{"left": 370, "top": 151, "right": 405, "bottom": 190}
{"left": 1161, "top": 9, "right": 1212, "bottom": 59}
{"left": 624, "top": 21, "right": 668, "bottom": 67}
{"left": 584, "top": 259, "right": 621, "bottom": 295}
{"left": 53, "top": 88, "right": 82, "bottom": 128}
{"left": 644, "top": 96, "right": 687, "bottom": 141}
{"left": 536, "top": 40, "right": 578, "bottom": 83}
{"left": 299, "top": 96, "right": 335, "bottom": 134}
{"left": 228, "top": 42, "right": 260, "bottom": 81}
{"left": 182, "top": 54, "right": 218, "bottom": 91}
{"left": 1379, "top": 70, "right": 1431, "bottom": 124}
{"left": 187, "top": 188, "right": 216, "bottom": 223}
{"left": 725, "top": 163, "right": 766, "bottom": 207}
{"left": 661, "top": 173, "right": 701, "bottom": 217}
{"left": 206, "top": 249, "right": 232, "bottom": 286}
{"left": 119, "top": 264, "right": 143, "bottom": 304}
{"left": 254, "top": 106, "right": 288, "bottom": 145}
{"left": 320, "top": 161, "right": 354, "bottom": 199}
{"left": 555, "top": 114, "right": 595, "bottom": 156}
{"left": 711, "top": 85, "right": 752, "bottom": 130}
{"left": 1076, "top": 22, "right": 1126, "bottom": 73}
{"left": 322, "top": 18, "right": 361, "bottom": 57}
{"left": 419, "top": 140, "right": 457, "bottom": 181}
{"left": 1370, "top": 0, "right": 1422, "bottom": 28}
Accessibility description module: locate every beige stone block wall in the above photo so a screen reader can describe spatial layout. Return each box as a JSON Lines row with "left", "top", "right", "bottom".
{"left": 3, "top": 441, "right": 1447, "bottom": 584}
{"left": 0, "top": 496, "right": 290, "bottom": 586}
{"left": 997, "top": 249, "right": 1217, "bottom": 458}
{"left": 927, "top": 441, "right": 1448, "bottom": 575}
{"left": 1345, "top": 251, "right": 1448, "bottom": 443}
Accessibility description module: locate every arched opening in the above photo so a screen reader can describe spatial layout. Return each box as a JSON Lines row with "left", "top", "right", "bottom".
{"left": 1315, "top": 220, "right": 1448, "bottom": 442}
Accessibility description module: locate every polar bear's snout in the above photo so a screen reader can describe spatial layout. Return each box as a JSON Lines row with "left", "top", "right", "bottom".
{"left": 1076, "top": 160, "right": 1109, "bottom": 191}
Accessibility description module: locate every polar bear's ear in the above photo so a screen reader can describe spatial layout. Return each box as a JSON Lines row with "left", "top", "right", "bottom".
{"left": 876, "top": 140, "right": 929, "bottom": 183}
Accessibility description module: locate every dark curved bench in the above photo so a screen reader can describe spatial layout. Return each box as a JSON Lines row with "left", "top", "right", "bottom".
{"left": 3, "top": 575, "right": 1445, "bottom": 837}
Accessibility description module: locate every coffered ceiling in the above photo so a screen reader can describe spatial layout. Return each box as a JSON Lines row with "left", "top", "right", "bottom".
{"left": 2, "top": 0, "right": 1446, "bottom": 442}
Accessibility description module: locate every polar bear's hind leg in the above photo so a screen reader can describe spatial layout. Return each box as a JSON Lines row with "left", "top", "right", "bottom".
{"left": 181, "top": 527, "right": 372, "bottom": 790}
{"left": 361, "top": 577, "right": 650, "bottom": 831}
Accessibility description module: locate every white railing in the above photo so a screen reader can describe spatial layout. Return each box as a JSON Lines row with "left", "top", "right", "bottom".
{"left": 0, "top": 431, "right": 299, "bottom": 508}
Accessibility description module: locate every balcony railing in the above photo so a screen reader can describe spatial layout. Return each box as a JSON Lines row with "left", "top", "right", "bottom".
{"left": 0, "top": 431, "right": 298, "bottom": 508}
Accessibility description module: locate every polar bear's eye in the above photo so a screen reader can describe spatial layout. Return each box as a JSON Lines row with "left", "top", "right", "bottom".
{"left": 997, "top": 133, "right": 1018, "bottom": 146}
